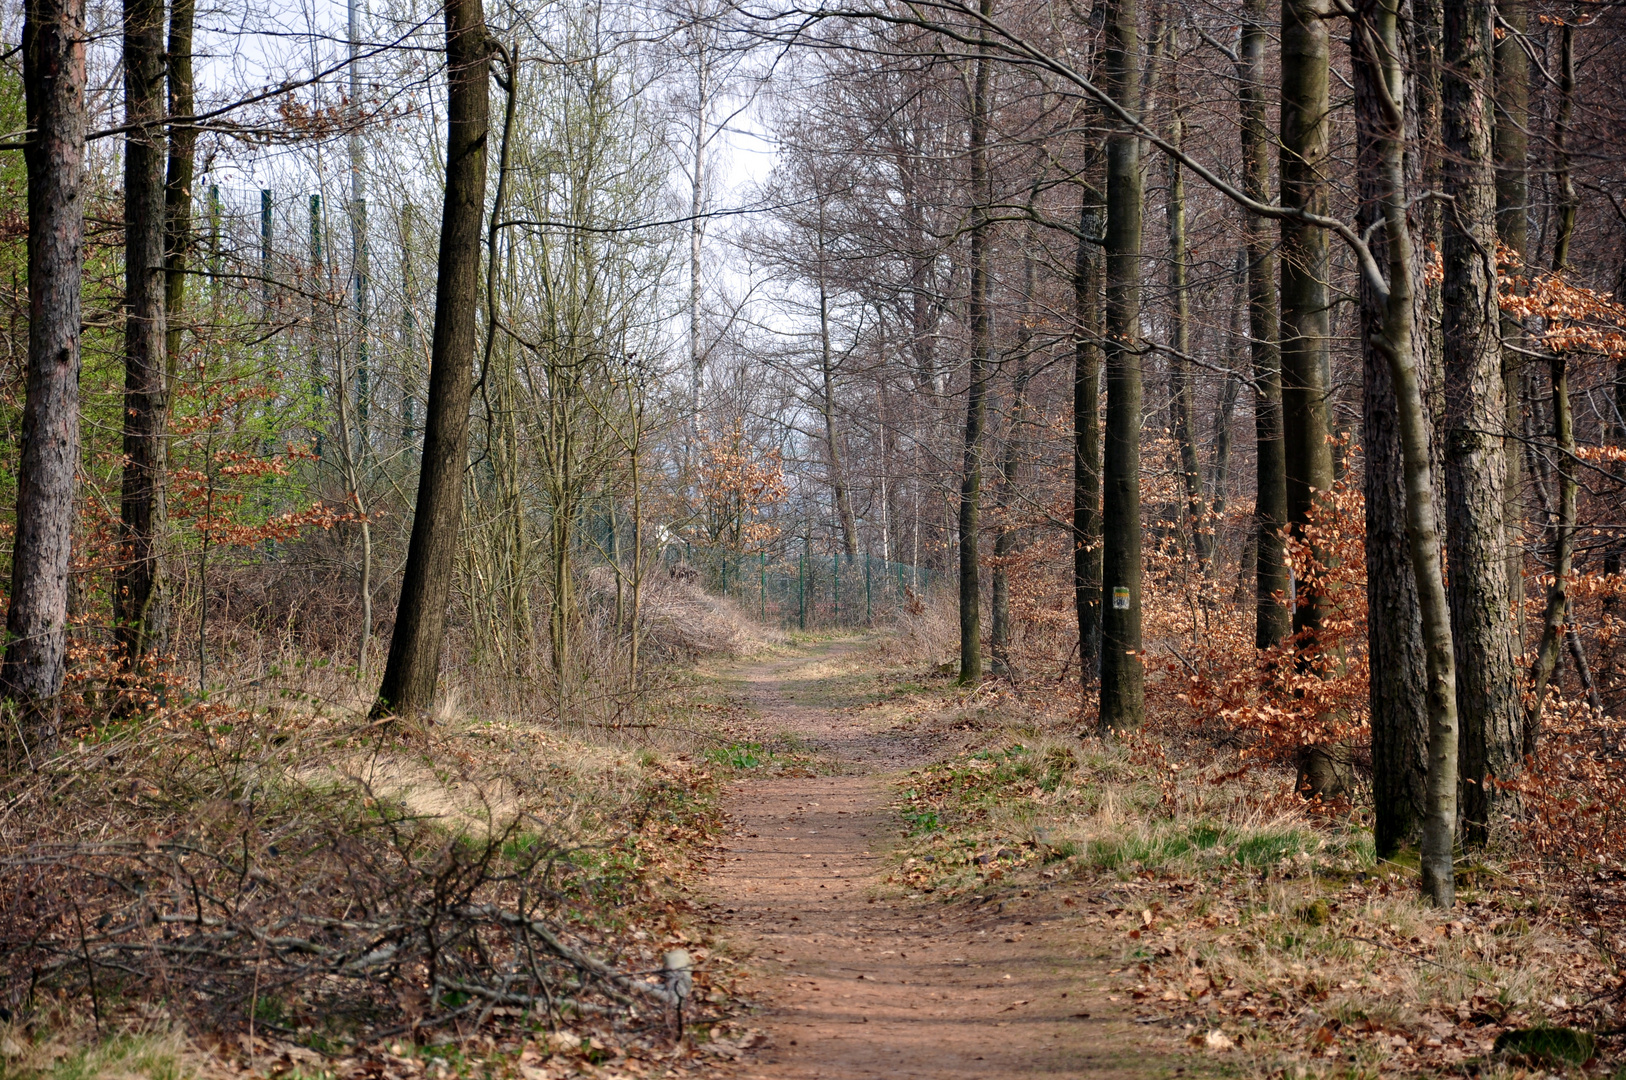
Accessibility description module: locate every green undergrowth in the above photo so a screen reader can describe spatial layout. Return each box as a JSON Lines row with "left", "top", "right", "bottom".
{"left": 885, "top": 735, "right": 1373, "bottom": 900}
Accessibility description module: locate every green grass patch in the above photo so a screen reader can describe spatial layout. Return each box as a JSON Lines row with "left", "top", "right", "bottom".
{"left": 704, "top": 742, "right": 770, "bottom": 770}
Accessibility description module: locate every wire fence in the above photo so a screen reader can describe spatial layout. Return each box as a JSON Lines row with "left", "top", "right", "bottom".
{"left": 664, "top": 544, "right": 936, "bottom": 630}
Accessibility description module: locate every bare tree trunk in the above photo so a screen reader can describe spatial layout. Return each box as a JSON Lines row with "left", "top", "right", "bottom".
{"left": 1494, "top": 0, "right": 1529, "bottom": 636}
{"left": 372, "top": 0, "right": 489, "bottom": 718}
{"left": 1350, "top": 0, "right": 1459, "bottom": 907}
{"left": 814, "top": 200, "right": 858, "bottom": 558}
{"left": 114, "top": 0, "right": 168, "bottom": 670}
{"left": 1355, "top": 3, "right": 1429, "bottom": 859}
{"left": 3, "top": 0, "right": 86, "bottom": 751}
{"left": 1099, "top": 0, "right": 1144, "bottom": 731}
{"left": 957, "top": 0, "right": 993, "bottom": 685}
{"left": 1280, "top": 0, "right": 1336, "bottom": 645}
{"left": 1526, "top": 350, "right": 1575, "bottom": 744}
{"left": 688, "top": 37, "right": 710, "bottom": 467}
{"left": 992, "top": 206, "right": 1038, "bottom": 677}
{"left": 1552, "top": 21, "right": 1577, "bottom": 273}
{"left": 1442, "top": 0, "right": 1521, "bottom": 848}
{"left": 1209, "top": 251, "right": 1245, "bottom": 517}
{"left": 1241, "top": 0, "right": 1289, "bottom": 649}
{"left": 1162, "top": 25, "right": 1204, "bottom": 571}
{"left": 1074, "top": 148, "right": 1104, "bottom": 686}
{"left": 1526, "top": 61, "right": 1585, "bottom": 746}
{"left": 159, "top": 0, "right": 195, "bottom": 663}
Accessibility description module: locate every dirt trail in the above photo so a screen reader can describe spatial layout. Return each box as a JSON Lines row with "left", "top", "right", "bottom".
{"left": 701, "top": 640, "right": 1175, "bottom": 1079}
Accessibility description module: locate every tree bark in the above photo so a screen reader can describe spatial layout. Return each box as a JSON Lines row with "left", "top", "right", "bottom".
{"left": 1241, "top": 0, "right": 1289, "bottom": 649}
{"left": 3, "top": 0, "right": 87, "bottom": 751}
{"left": 1350, "top": 0, "right": 1459, "bottom": 907}
{"left": 957, "top": 0, "right": 993, "bottom": 686}
{"left": 372, "top": 0, "right": 490, "bottom": 718}
{"left": 1074, "top": 165, "right": 1103, "bottom": 685}
{"left": 815, "top": 197, "right": 858, "bottom": 559}
{"left": 992, "top": 205, "right": 1037, "bottom": 677}
{"left": 1098, "top": 0, "right": 1144, "bottom": 731}
{"left": 1552, "top": 21, "right": 1576, "bottom": 273}
{"left": 157, "top": 0, "right": 195, "bottom": 663}
{"left": 1527, "top": 48, "right": 1585, "bottom": 749}
{"left": 1494, "top": 0, "right": 1528, "bottom": 633}
{"left": 1163, "top": 32, "right": 1204, "bottom": 571}
{"left": 1280, "top": 0, "right": 1336, "bottom": 644}
{"left": 1354, "top": 3, "right": 1430, "bottom": 859}
{"left": 1441, "top": 0, "right": 1521, "bottom": 847}
{"left": 114, "top": 0, "right": 168, "bottom": 669}
{"left": 1526, "top": 350, "right": 1575, "bottom": 745}
{"left": 1210, "top": 250, "right": 1245, "bottom": 517}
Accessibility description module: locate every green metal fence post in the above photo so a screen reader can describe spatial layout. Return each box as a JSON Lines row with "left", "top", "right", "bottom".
{"left": 798, "top": 552, "right": 806, "bottom": 631}
{"left": 760, "top": 551, "right": 766, "bottom": 620}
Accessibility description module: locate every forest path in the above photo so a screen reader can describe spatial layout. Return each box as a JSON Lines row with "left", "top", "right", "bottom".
{"left": 697, "top": 638, "right": 1177, "bottom": 1080}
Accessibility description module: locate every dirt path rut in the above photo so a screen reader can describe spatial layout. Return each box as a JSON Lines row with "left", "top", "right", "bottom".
{"left": 702, "top": 642, "right": 1172, "bottom": 1079}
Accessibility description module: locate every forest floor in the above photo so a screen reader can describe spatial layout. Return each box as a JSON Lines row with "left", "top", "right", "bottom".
{"left": 6, "top": 629, "right": 1619, "bottom": 1080}
{"left": 682, "top": 634, "right": 1623, "bottom": 1080}
{"left": 695, "top": 637, "right": 1177, "bottom": 1080}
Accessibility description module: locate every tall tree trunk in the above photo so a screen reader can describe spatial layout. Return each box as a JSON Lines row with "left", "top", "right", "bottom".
{"left": 3, "top": 0, "right": 87, "bottom": 751}
{"left": 815, "top": 199, "right": 858, "bottom": 559}
{"left": 1074, "top": 166, "right": 1104, "bottom": 685}
{"left": 1551, "top": 20, "right": 1577, "bottom": 273}
{"left": 1163, "top": 33, "right": 1204, "bottom": 571}
{"left": 992, "top": 207, "right": 1038, "bottom": 677}
{"left": 1098, "top": 0, "right": 1144, "bottom": 731}
{"left": 1526, "top": 351, "right": 1575, "bottom": 745}
{"left": 1355, "top": 3, "right": 1430, "bottom": 859}
{"left": 114, "top": 0, "right": 167, "bottom": 669}
{"left": 1528, "top": 49, "right": 1584, "bottom": 750}
{"left": 687, "top": 38, "right": 710, "bottom": 468}
{"left": 160, "top": 0, "right": 195, "bottom": 663}
{"left": 1280, "top": 0, "right": 1336, "bottom": 644}
{"left": 1350, "top": 0, "right": 1459, "bottom": 907}
{"left": 1494, "top": 0, "right": 1528, "bottom": 636}
{"left": 1241, "top": 0, "right": 1289, "bottom": 649}
{"left": 957, "top": 0, "right": 993, "bottom": 685}
{"left": 372, "top": 0, "right": 490, "bottom": 717}
{"left": 1442, "top": 0, "right": 1521, "bottom": 848}
{"left": 1209, "top": 250, "right": 1245, "bottom": 515}
{"left": 1412, "top": 0, "right": 1447, "bottom": 457}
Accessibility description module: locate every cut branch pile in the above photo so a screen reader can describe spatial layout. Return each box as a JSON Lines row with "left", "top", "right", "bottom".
{"left": 0, "top": 709, "right": 690, "bottom": 1044}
